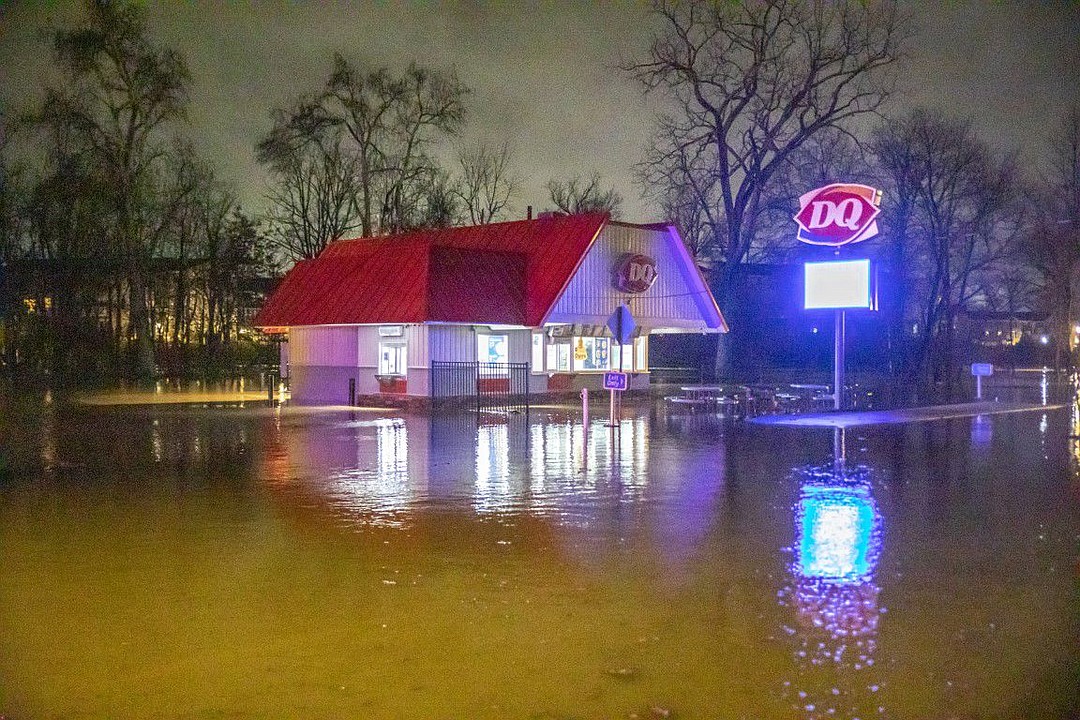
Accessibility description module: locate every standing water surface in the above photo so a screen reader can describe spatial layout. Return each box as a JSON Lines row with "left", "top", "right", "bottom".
{"left": 0, "top": 391, "right": 1077, "bottom": 719}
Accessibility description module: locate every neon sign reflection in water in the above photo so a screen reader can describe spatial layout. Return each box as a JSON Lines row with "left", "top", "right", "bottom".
{"left": 796, "top": 485, "right": 877, "bottom": 581}
{"left": 783, "top": 467, "right": 885, "bottom": 718}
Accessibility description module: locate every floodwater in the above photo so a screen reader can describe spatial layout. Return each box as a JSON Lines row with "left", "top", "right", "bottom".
{"left": 0, "top": 385, "right": 1077, "bottom": 719}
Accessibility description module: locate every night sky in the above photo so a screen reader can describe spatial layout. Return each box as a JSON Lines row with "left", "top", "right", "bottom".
{"left": 1, "top": 1, "right": 1078, "bottom": 222}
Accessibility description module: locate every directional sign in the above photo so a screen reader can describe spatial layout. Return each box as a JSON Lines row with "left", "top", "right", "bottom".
{"left": 606, "top": 304, "right": 636, "bottom": 345}
{"left": 970, "top": 363, "right": 993, "bottom": 377}
{"left": 603, "top": 371, "right": 629, "bottom": 391}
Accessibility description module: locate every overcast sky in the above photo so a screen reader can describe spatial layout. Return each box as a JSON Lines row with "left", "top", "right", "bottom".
{"left": 1, "top": 1, "right": 1078, "bottom": 223}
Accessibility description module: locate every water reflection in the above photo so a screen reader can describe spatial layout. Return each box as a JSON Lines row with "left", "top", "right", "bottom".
{"left": 260, "top": 410, "right": 724, "bottom": 574}
{"left": 971, "top": 414, "right": 992, "bottom": 446}
{"left": 780, "top": 428, "right": 885, "bottom": 719}
{"left": 5, "top": 393, "right": 1079, "bottom": 717}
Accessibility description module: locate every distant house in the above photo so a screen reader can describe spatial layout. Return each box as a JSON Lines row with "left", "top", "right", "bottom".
{"left": 254, "top": 213, "right": 726, "bottom": 404}
{"left": 960, "top": 309, "right": 1051, "bottom": 348}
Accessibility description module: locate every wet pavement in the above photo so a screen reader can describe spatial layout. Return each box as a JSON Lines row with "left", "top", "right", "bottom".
{"left": 748, "top": 401, "right": 1067, "bottom": 427}
{"left": 0, "top": 383, "right": 1077, "bottom": 719}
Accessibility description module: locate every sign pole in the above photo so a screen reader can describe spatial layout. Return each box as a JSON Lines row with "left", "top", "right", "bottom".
{"left": 834, "top": 308, "right": 845, "bottom": 410}
{"left": 614, "top": 309, "right": 620, "bottom": 428}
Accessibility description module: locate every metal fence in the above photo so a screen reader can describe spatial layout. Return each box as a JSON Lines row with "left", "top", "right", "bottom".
{"left": 431, "top": 361, "right": 530, "bottom": 411}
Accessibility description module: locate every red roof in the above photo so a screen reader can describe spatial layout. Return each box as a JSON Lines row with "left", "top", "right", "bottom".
{"left": 253, "top": 213, "right": 606, "bottom": 328}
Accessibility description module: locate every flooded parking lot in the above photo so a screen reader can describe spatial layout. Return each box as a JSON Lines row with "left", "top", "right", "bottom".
{"left": 0, "top": 388, "right": 1077, "bottom": 719}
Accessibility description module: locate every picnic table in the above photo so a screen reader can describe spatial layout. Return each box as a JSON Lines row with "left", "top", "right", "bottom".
{"left": 667, "top": 383, "right": 838, "bottom": 418}
{"left": 670, "top": 385, "right": 745, "bottom": 417}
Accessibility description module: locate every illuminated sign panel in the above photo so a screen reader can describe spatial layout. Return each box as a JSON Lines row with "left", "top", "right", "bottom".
{"left": 794, "top": 183, "right": 882, "bottom": 247}
{"left": 603, "top": 371, "right": 628, "bottom": 391}
{"left": 804, "top": 259, "right": 875, "bottom": 310}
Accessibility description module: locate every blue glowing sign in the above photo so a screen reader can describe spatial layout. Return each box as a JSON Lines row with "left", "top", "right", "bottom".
{"left": 606, "top": 305, "right": 637, "bottom": 345}
{"left": 804, "top": 259, "right": 875, "bottom": 310}
{"left": 796, "top": 485, "right": 878, "bottom": 582}
{"left": 603, "top": 371, "right": 628, "bottom": 391}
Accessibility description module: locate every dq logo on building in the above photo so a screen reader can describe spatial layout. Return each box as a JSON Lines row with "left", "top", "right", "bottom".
{"left": 794, "top": 183, "right": 883, "bottom": 247}
{"left": 615, "top": 254, "right": 658, "bottom": 293}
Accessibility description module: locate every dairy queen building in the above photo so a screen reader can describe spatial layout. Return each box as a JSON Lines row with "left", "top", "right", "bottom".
{"left": 254, "top": 212, "right": 727, "bottom": 405}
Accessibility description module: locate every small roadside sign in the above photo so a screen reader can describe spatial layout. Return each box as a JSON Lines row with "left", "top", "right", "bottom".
{"left": 603, "top": 371, "right": 628, "bottom": 391}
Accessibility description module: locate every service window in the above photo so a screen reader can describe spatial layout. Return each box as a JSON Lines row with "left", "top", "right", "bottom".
{"left": 531, "top": 333, "right": 545, "bottom": 373}
{"left": 548, "top": 342, "right": 570, "bottom": 372}
{"left": 378, "top": 342, "right": 407, "bottom": 376}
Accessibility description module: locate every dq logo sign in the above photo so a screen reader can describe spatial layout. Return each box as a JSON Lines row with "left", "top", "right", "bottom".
{"left": 615, "top": 254, "right": 658, "bottom": 293}
{"left": 794, "top": 183, "right": 882, "bottom": 247}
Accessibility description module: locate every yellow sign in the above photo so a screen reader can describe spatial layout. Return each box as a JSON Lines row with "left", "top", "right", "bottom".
{"left": 574, "top": 337, "right": 587, "bottom": 362}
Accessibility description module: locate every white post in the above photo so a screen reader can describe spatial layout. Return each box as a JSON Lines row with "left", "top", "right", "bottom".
{"left": 976, "top": 375, "right": 983, "bottom": 400}
{"left": 581, "top": 387, "right": 589, "bottom": 430}
{"left": 834, "top": 308, "right": 846, "bottom": 410}
{"left": 609, "top": 388, "right": 617, "bottom": 427}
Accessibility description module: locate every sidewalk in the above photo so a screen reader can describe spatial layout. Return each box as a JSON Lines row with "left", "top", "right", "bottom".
{"left": 746, "top": 401, "right": 1068, "bottom": 428}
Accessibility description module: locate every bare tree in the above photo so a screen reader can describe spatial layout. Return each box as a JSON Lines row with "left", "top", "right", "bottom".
{"left": 0, "top": 115, "right": 26, "bottom": 264}
{"left": 455, "top": 141, "right": 518, "bottom": 224}
{"left": 627, "top": 0, "right": 905, "bottom": 300}
{"left": 1050, "top": 108, "right": 1080, "bottom": 229}
{"left": 34, "top": 0, "right": 191, "bottom": 378}
{"left": 258, "top": 107, "right": 361, "bottom": 261}
{"left": 873, "top": 109, "right": 1020, "bottom": 395}
{"left": 545, "top": 172, "right": 623, "bottom": 216}
{"left": 261, "top": 56, "right": 469, "bottom": 240}
{"left": 1024, "top": 107, "right": 1080, "bottom": 368}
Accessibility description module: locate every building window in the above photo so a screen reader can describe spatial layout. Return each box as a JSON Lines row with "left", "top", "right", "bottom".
{"left": 635, "top": 336, "right": 647, "bottom": 370}
{"left": 531, "top": 333, "right": 545, "bottom": 373}
{"left": 548, "top": 342, "right": 570, "bottom": 372}
{"left": 612, "top": 342, "right": 635, "bottom": 371}
{"left": 570, "top": 336, "right": 610, "bottom": 372}
{"left": 477, "top": 333, "right": 508, "bottom": 365}
{"left": 378, "top": 342, "right": 407, "bottom": 376}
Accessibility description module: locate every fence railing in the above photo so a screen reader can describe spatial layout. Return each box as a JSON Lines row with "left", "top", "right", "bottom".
{"left": 431, "top": 361, "right": 530, "bottom": 411}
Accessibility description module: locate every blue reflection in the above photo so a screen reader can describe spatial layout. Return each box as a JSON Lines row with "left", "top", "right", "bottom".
{"left": 782, "top": 430, "right": 885, "bottom": 718}
{"left": 796, "top": 484, "right": 877, "bottom": 582}
{"left": 971, "top": 414, "right": 992, "bottom": 446}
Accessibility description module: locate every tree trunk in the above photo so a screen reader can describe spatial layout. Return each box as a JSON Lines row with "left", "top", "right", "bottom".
{"left": 128, "top": 266, "right": 154, "bottom": 380}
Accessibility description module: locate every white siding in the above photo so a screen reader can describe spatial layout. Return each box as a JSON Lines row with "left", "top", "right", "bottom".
{"left": 357, "top": 326, "right": 379, "bottom": 368}
{"left": 289, "top": 326, "right": 358, "bottom": 366}
{"left": 546, "top": 224, "right": 717, "bottom": 330}
{"left": 507, "top": 329, "right": 531, "bottom": 364}
{"left": 428, "top": 325, "right": 477, "bottom": 363}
